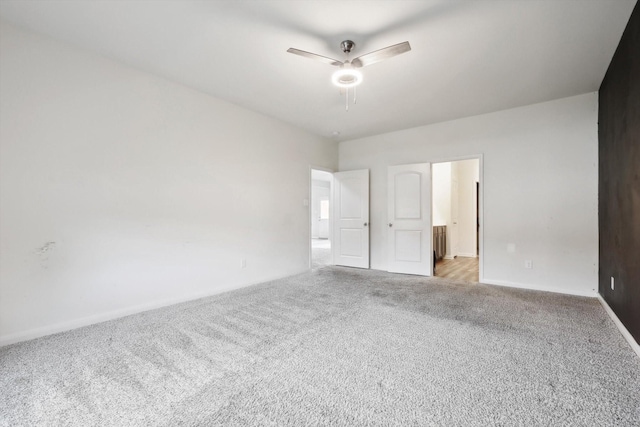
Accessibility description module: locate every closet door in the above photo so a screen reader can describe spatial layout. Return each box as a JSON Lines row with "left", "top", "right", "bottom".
{"left": 387, "top": 163, "right": 432, "bottom": 276}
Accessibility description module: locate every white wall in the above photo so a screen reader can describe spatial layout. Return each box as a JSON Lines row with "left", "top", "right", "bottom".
{"left": 0, "top": 22, "right": 338, "bottom": 345}
{"left": 340, "top": 93, "right": 598, "bottom": 297}
{"left": 456, "top": 159, "right": 480, "bottom": 257}
{"left": 431, "top": 163, "right": 451, "bottom": 227}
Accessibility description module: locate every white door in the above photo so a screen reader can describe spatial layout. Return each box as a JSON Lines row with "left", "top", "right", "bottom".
{"left": 333, "top": 170, "right": 369, "bottom": 268}
{"left": 387, "top": 163, "right": 431, "bottom": 275}
{"left": 451, "top": 178, "right": 459, "bottom": 257}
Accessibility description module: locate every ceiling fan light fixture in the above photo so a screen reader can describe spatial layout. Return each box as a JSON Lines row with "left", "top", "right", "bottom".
{"left": 288, "top": 40, "right": 411, "bottom": 108}
{"left": 331, "top": 68, "right": 363, "bottom": 88}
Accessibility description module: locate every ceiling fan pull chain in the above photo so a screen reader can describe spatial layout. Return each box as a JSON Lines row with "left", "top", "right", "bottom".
{"left": 346, "top": 87, "right": 349, "bottom": 111}
{"left": 354, "top": 85, "right": 357, "bottom": 104}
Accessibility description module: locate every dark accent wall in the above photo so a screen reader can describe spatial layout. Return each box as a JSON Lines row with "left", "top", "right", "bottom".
{"left": 599, "top": 2, "right": 640, "bottom": 344}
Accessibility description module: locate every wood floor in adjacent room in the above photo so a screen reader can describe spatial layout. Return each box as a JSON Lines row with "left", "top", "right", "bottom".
{"left": 435, "top": 256, "right": 479, "bottom": 282}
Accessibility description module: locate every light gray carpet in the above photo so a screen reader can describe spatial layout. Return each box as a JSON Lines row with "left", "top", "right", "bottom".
{"left": 1, "top": 267, "right": 639, "bottom": 426}
{"left": 311, "top": 239, "right": 331, "bottom": 269}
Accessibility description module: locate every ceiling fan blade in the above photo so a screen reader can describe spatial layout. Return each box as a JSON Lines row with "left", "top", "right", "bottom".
{"left": 287, "top": 48, "right": 343, "bottom": 67}
{"left": 351, "top": 41, "right": 411, "bottom": 68}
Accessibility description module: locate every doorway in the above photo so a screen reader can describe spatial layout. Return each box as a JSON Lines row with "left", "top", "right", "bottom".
{"left": 432, "top": 158, "right": 481, "bottom": 283}
{"left": 311, "top": 169, "right": 333, "bottom": 269}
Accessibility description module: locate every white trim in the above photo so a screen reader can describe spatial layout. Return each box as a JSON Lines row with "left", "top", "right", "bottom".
{"left": 481, "top": 278, "right": 597, "bottom": 298}
{"left": 0, "top": 271, "right": 299, "bottom": 347}
{"left": 425, "top": 153, "right": 485, "bottom": 165}
{"left": 456, "top": 253, "right": 477, "bottom": 258}
{"left": 597, "top": 295, "right": 640, "bottom": 359}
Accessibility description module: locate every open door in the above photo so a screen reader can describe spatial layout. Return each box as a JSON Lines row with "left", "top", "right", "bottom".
{"left": 333, "top": 169, "right": 369, "bottom": 268}
{"left": 387, "top": 163, "right": 431, "bottom": 275}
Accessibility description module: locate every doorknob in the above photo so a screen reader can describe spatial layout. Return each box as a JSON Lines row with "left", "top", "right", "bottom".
{"left": 388, "top": 223, "right": 393, "bottom": 227}
{"left": 364, "top": 222, "right": 368, "bottom": 227}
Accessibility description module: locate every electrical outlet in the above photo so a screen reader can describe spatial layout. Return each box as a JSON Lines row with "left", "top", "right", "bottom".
{"left": 611, "top": 276, "right": 614, "bottom": 290}
{"left": 241, "top": 258, "right": 247, "bottom": 269}
{"left": 524, "top": 260, "right": 533, "bottom": 269}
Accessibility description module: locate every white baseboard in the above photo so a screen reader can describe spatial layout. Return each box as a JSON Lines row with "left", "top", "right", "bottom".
{"left": 597, "top": 295, "right": 640, "bottom": 359}
{"left": 0, "top": 271, "right": 300, "bottom": 347}
{"left": 444, "top": 255, "right": 454, "bottom": 260}
{"left": 480, "top": 278, "right": 597, "bottom": 298}
{"left": 456, "top": 253, "right": 477, "bottom": 258}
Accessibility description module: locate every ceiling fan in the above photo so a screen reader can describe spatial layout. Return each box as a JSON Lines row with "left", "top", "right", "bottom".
{"left": 287, "top": 40, "right": 411, "bottom": 110}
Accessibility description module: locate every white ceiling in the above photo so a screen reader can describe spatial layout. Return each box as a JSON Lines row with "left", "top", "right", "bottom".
{"left": 0, "top": 0, "right": 635, "bottom": 141}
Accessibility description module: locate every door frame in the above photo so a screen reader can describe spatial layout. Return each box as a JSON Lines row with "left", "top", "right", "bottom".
{"left": 309, "top": 166, "right": 334, "bottom": 269}
{"left": 430, "top": 154, "right": 484, "bottom": 282}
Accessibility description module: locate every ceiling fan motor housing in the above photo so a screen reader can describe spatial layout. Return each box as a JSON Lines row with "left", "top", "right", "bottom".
{"left": 340, "top": 40, "right": 356, "bottom": 54}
